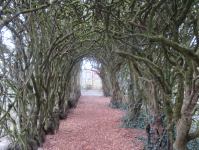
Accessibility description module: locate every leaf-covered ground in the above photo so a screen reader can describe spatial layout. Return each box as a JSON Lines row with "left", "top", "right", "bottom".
{"left": 40, "top": 96, "right": 145, "bottom": 150}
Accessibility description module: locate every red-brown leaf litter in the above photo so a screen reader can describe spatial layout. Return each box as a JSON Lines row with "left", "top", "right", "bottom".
{"left": 40, "top": 96, "right": 145, "bottom": 150}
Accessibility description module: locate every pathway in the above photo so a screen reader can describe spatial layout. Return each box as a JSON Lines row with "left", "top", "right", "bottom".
{"left": 81, "top": 90, "right": 103, "bottom": 97}
{"left": 41, "top": 96, "right": 145, "bottom": 150}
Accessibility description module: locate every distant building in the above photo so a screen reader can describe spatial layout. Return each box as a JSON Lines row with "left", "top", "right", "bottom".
{"left": 81, "top": 70, "right": 102, "bottom": 90}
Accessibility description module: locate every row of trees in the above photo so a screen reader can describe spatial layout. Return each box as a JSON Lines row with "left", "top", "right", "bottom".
{"left": 79, "top": 0, "right": 199, "bottom": 149}
{"left": 1, "top": 0, "right": 199, "bottom": 150}
{"left": 0, "top": 0, "right": 87, "bottom": 149}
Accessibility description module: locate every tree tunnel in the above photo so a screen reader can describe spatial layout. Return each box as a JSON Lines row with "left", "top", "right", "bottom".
{"left": 1, "top": 0, "right": 199, "bottom": 150}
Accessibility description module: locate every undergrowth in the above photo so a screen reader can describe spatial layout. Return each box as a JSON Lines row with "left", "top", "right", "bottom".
{"left": 108, "top": 103, "right": 118, "bottom": 109}
{"left": 120, "top": 108, "right": 146, "bottom": 129}
{"left": 120, "top": 102, "right": 128, "bottom": 110}
{"left": 114, "top": 101, "right": 199, "bottom": 149}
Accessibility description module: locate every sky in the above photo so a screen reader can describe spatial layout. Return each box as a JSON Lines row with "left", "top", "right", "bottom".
{"left": 2, "top": 27, "right": 15, "bottom": 49}
{"left": 82, "top": 60, "right": 92, "bottom": 70}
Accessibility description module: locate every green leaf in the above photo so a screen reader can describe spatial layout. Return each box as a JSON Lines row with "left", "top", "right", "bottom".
{"left": 131, "top": 5, "right": 134, "bottom": 19}
{"left": 176, "top": 0, "right": 179, "bottom": 6}
{"left": 125, "top": 0, "right": 131, "bottom": 4}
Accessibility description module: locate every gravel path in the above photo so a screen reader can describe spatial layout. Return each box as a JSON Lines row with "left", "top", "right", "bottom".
{"left": 41, "top": 96, "right": 145, "bottom": 150}
{"left": 81, "top": 90, "right": 103, "bottom": 97}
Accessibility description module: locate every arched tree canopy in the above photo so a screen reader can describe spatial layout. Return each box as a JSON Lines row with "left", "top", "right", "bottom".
{"left": 1, "top": 0, "right": 199, "bottom": 150}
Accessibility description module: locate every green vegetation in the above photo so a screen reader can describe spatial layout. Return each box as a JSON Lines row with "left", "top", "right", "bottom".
{"left": 0, "top": 0, "right": 199, "bottom": 150}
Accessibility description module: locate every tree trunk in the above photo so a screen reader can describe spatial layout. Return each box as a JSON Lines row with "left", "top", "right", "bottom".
{"left": 147, "top": 83, "right": 166, "bottom": 150}
{"left": 108, "top": 70, "right": 122, "bottom": 108}
{"left": 173, "top": 66, "right": 199, "bottom": 150}
{"left": 97, "top": 65, "right": 110, "bottom": 97}
{"left": 101, "top": 75, "right": 110, "bottom": 97}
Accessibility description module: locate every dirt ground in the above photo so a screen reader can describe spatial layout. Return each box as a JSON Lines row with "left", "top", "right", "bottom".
{"left": 81, "top": 90, "right": 103, "bottom": 97}
{"left": 40, "top": 96, "right": 145, "bottom": 150}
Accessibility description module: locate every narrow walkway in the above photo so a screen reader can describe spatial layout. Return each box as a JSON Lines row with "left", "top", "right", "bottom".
{"left": 41, "top": 96, "right": 145, "bottom": 150}
{"left": 81, "top": 90, "right": 103, "bottom": 96}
